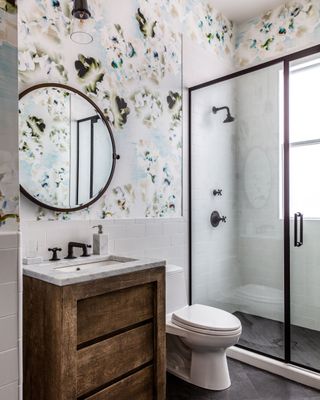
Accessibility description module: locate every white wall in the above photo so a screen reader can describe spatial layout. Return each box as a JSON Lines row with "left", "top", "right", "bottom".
{"left": 0, "top": 233, "right": 22, "bottom": 400}
{"left": 190, "top": 77, "right": 241, "bottom": 308}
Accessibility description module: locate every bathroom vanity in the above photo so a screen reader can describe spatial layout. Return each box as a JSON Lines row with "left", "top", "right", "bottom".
{"left": 23, "top": 256, "right": 166, "bottom": 400}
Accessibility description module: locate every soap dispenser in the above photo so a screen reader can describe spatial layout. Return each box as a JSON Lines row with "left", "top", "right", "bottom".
{"left": 92, "top": 225, "right": 108, "bottom": 255}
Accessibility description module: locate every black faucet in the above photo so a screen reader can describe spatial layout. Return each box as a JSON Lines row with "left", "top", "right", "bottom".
{"left": 65, "top": 242, "right": 92, "bottom": 259}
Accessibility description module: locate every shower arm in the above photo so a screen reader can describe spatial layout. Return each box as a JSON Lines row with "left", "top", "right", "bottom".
{"left": 212, "top": 106, "right": 229, "bottom": 113}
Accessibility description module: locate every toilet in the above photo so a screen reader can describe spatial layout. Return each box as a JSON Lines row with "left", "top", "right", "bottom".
{"left": 166, "top": 265, "right": 242, "bottom": 391}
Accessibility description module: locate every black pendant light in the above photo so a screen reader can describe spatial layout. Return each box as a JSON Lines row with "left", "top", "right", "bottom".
{"left": 72, "top": 0, "right": 91, "bottom": 20}
{"left": 70, "top": 0, "right": 93, "bottom": 44}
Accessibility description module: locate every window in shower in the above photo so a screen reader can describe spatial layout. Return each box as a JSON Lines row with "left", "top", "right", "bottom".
{"left": 289, "top": 59, "right": 320, "bottom": 219}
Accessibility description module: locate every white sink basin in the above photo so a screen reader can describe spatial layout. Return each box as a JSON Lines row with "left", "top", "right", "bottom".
{"left": 54, "top": 258, "right": 127, "bottom": 273}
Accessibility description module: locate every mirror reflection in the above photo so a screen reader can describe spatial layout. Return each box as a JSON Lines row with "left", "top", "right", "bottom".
{"left": 19, "top": 86, "right": 115, "bottom": 211}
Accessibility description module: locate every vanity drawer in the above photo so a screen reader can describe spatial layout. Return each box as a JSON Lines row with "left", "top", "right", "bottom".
{"left": 85, "top": 366, "right": 154, "bottom": 400}
{"left": 77, "top": 284, "right": 154, "bottom": 345}
{"left": 77, "top": 323, "right": 153, "bottom": 397}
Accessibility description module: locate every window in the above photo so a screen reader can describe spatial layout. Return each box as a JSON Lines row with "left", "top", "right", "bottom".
{"left": 280, "top": 58, "right": 320, "bottom": 219}
{"left": 290, "top": 59, "right": 320, "bottom": 219}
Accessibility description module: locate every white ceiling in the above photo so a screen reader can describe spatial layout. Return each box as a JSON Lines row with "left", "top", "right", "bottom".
{"left": 210, "top": 0, "right": 287, "bottom": 22}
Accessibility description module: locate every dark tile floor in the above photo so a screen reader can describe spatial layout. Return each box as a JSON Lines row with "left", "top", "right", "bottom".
{"left": 166, "top": 359, "right": 320, "bottom": 400}
{"left": 235, "top": 312, "right": 320, "bottom": 371}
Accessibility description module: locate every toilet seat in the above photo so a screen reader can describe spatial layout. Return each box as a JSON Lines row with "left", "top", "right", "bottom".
{"left": 172, "top": 304, "right": 241, "bottom": 336}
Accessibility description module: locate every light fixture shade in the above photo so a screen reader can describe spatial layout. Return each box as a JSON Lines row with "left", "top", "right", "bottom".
{"left": 70, "top": 19, "right": 93, "bottom": 44}
{"left": 70, "top": 0, "right": 93, "bottom": 44}
{"left": 72, "top": 0, "right": 91, "bottom": 19}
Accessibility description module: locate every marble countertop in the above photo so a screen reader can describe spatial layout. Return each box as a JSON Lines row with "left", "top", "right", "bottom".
{"left": 23, "top": 254, "right": 166, "bottom": 286}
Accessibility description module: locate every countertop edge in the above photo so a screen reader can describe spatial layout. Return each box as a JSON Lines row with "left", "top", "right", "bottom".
{"left": 23, "top": 258, "right": 166, "bottom": 287}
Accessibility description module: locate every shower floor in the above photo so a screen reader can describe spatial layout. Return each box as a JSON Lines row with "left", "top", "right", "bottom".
{"left": 234, "top": 312, "right": 320, "bottom": 371}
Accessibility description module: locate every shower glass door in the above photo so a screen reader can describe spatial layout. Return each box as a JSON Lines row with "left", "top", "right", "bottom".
{"left": 289, "top": 53, "right": 320, "bottom": 371}
{"left": 190, "top": 46, "right": 320, "bottom": 371}
{"left": 190, "top": 62, "right": 285, "bottom": 360}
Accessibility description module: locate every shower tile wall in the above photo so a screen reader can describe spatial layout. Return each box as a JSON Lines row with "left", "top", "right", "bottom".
{"left": 191, "top": 79, "right": 241, "bottom": 306}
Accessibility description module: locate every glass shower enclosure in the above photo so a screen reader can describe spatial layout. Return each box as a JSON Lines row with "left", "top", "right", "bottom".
{"left": 189, "top": 45, "right": 320, "bottom": 372}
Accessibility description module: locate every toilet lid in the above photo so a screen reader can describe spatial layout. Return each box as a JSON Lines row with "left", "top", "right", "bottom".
{"left": 172, "top": 304, "right": 241, "bottom": 332}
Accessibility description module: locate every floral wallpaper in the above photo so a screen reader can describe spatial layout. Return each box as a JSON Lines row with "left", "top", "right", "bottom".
{"left": 18, "top": 0, "right": 184, "bottom": 220}
{"left": 235, "top": 0, "right": 320, "bottom": 67}
{"left": 185, "top": 0, "right": 234, "bottom": 56}
{"left": 0, "top": 1, "right": 19, "bottom": 228}
{"left": 11, "top": 0, "right": 320, "bottom": 223}
{"left": 18, "top": 0, "right": 234, "bottom": 221}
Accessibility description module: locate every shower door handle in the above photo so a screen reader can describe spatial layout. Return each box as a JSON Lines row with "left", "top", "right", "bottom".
{"left": 294, "top": 212, "right": 303, "bottom": 247}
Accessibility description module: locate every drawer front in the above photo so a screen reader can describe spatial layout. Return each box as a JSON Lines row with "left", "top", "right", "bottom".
{"left": 85, "top": 366, "right": 154, "bottom": 400}
{"left": 77, "top": 284, "right": 154, "bottom": 345}
{"left": 77, "top": 323, "right": 153, "bottom": 397}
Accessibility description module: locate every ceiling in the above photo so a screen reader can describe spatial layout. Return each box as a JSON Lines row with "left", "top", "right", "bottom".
{"left": 210, "top": 0, "right": 287, "bottom": 22}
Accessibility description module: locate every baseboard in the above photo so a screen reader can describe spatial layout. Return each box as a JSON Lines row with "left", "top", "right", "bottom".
{"left": 227, "top": 346, "right": 320, "bottom": 391}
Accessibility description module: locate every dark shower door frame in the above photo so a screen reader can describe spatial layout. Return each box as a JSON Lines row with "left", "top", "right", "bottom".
{"left": 188, "top": 43, "right": 320, "bottom": 374}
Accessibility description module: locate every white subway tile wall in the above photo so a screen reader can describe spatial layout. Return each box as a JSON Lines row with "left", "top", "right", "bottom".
{"left": 0, "top": 233, "right": 21, "bottom": 400}
{"left": 21, "top": 218, "right": 189, "bottom": 288}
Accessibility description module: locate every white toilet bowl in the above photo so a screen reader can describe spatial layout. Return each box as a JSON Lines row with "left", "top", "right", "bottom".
{"left": 166, "top": 265, "right": 242, "bottom": 391}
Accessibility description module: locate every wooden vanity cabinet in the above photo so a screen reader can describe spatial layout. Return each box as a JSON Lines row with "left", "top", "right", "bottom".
{"left": 23, "top": 266, "right": 165, "bottom": 400}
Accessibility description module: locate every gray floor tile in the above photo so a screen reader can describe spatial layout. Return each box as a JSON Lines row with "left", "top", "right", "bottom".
{"left": 166, "top": 359, "right": 320, "bottom": 400}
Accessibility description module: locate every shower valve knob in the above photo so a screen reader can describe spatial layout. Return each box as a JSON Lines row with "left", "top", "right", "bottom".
{"left": 210, "top": 211, "right": 227, "bottom": 228}
{"left": 213, "top": 189, "right": 223, "bottom": 196}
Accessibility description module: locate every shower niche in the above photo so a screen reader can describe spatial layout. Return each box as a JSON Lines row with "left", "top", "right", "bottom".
{"left": 189, "top": 46, "right": 320, "bottom": 373}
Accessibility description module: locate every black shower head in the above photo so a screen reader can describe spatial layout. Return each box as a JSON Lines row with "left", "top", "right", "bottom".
{"left": 224, "top": 112, "right": 235, "bottom": 123}
{"left": 212, "top": 106, "right": 235, "bottom": 123}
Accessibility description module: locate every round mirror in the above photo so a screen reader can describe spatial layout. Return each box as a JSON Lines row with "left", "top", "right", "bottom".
{"left": 19, "top": 84, "right": 118, "bottom": 212}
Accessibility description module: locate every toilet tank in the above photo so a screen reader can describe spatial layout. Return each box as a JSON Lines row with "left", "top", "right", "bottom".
{"left": 166, "top": 265, "right": 188, "bottom": 314}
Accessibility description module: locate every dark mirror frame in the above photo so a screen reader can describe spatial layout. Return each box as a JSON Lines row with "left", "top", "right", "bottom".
{"left": 19, "top": 83, "right": 119, "bottom": 213}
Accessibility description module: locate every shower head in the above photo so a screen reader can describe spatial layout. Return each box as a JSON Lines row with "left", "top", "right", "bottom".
{"left": 212, "top": 106, "right": 235, "bottom": 123}
{"left": 224, "top": 112, "right": 235, "bottom": 123}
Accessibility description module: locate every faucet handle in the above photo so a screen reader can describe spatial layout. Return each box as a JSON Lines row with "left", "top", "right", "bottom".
{"left": 213, "top": 189, "right": 223, "bottom": 197}
{"left": 81, "top": 244, "right": 92, "bottom": 257}
{"left": 48, "top": 247, "right": 62, "bottom": 262}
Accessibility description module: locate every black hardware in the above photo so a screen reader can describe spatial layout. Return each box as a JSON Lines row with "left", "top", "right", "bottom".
{"left": 212, "top": 106, "right": 235, "bottom": 123}
{"left": 65, "top": 242, "right": 92, "bottom": 259}
{"left": 210, "top": 211, "right": 227, "bottom": 228}
{"left": 213, "top": 189, "right": 223, "bottom": 197}
{"left": 294, "top": 212, "right": 304, "bottom": 247}
{"left": 48, "top": 247, "right": 62, "bottom": 261}
{"left": 72, "top": 0, "right": 91, "bottom": 19}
